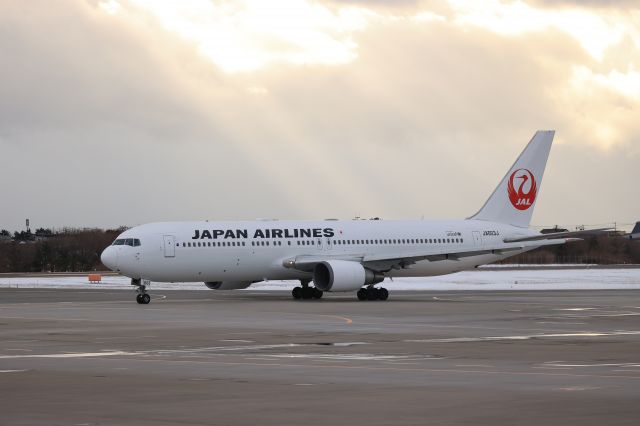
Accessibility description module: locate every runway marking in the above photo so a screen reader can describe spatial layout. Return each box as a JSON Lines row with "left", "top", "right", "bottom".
{"left": 313, "top": 314, "right": 353, "bottom": 325}
{"left": 150, "top": 343, "right": 302, "bottom": 354}
{"left": 0, "top": 351, "right": 135, "bottom": 359}
{"left": 260, "top": 354, "right": 440, "bottom": 361}
{"left": 554, "top": 386, "right": 602, "bottom": 391}
{"left": 220, "top": 339, "right": 255, "bottom": 343}
{"left": 405, "top": 330, "right": 640, "bottom": 343}
{"left": 554, "top": 308, "right": 596, "bottom": 311}
{"left": 543, "top": 361, "right": 640, "bottom": 368}
{"left": 0, "top": 370, "right": 28, "bottom": 373}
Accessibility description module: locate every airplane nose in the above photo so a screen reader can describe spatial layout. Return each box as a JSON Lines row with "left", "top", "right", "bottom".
{"left": 101, "top": 247, "right": 118, "bottom": 271}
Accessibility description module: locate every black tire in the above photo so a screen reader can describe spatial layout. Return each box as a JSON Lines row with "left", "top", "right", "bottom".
{"left": 312, "top": 288, "right": 323, "bottom": 299}
{"left": 136, "top": 294, "right": 143, "bottom": 304}
{"left": 141, "top": 294, "right": 151, "bottom": 304}
{"left": 367, "top": 288, "right": 378, "bottom": 301}
{"left": 378, "top": 288, "right": 389, "bottom": 301}
{"left": 357, "top": 288, "right": 367, "bottom": 301}
{"left": 292, "top": 287, "right": 302, "bottom": 300}
{"left": 302, "top": 287, "right": 313, "bottom": 300}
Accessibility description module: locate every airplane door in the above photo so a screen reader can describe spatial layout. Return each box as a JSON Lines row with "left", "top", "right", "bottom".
{"left": 163, "top": 235, "right": 176, "bottom": 257}
{"left": 325, "top": 237, "right": 332, "bottom": 250}
{"left": 472, "top": 231, "right": 482, "bottom": 246}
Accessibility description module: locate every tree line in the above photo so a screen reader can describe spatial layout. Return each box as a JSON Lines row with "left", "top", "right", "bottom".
{"left": 499, "top": 235, "right": 640, "bottom": 264}
{"left": 0, "top": 227, "right": 638, "bottom": 273}
{"left": 0, "top": 228, "right": 124, "bottom": 273}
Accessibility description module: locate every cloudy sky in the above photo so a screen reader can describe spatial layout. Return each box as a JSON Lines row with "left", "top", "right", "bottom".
{"left": 1, "top": 0, "right": 639, "bottom": 231}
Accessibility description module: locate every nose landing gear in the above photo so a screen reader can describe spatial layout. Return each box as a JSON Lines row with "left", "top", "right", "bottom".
{"left": 357, "top": 286, "right": 389, "bottom": 301}
{"left": 132, "top": 278, "right": 151, "bottom": 304}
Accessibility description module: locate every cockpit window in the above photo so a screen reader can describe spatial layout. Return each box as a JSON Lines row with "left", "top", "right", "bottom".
{"left": 112, "top": 238, "right": 141, "bottom": 247}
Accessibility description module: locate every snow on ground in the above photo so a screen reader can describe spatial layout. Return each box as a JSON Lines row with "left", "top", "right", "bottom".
{"left": 0, "top": 268, "right": 639, "bottom": 291}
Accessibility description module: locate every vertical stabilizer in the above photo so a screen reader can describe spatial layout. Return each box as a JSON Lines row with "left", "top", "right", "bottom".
{"left": 468, "top": 130, "right": 555, "bottom": 228}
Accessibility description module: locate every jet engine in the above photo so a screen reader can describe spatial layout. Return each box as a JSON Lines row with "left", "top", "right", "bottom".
{"left": 204, "top": 281, "right": 253, "bottom": 290}
{"left": 313, "top": 260, "right": 384, "bottom": 292}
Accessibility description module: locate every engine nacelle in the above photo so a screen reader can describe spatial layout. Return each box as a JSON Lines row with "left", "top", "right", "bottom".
{"left": 313, "top": 260, "right": 384, "bottom": 292}
{"left": 204, "top": 281, "right": 253, "bottom": 290}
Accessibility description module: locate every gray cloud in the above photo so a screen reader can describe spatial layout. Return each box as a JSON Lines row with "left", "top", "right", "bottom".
{"left": 0, "top": 0, "right": 638, "bottom": 233}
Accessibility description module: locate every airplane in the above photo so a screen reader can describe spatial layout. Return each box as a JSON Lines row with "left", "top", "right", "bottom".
{"left": 100, "top": 130, "right": 609, "bottom": 304}
{"left": 624, "top": 222, "right": 640, "bottom": 240}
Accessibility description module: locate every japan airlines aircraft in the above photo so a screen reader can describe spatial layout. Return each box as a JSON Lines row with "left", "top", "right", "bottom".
{"left": 101, "top": 130, "right": 605, "bottom": 304}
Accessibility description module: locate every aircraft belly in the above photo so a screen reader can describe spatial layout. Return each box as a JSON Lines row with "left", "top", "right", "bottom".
{"left": 387, "top": 254, "right": 503, "bottom": 278}
{"left": 143, "top": 249, "right": 306, "bottom": 282}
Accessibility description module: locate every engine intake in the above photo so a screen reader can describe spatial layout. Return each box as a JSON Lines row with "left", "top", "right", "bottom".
{"left": 204, "top": 281, "right": 253, "bottom": 290}
{"left": 313, "top": 260, "right": 384, "bottom": 292}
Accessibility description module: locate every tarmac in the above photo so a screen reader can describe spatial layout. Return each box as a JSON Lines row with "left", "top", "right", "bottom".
{"left": 1, "top": 288, "right": 640, "bottom": 425}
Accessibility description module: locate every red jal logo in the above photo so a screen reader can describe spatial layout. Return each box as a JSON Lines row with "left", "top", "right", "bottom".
{"left": 508, "top": 168, "right": 537, "bottom": 210}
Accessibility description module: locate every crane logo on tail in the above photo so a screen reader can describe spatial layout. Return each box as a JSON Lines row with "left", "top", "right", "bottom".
{"left": 508, "top": 169, "right": 537, "bottom": 210}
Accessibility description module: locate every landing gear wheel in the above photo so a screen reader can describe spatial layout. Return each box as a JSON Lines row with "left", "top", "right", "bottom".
{"left": 357, "top": 288, "right": 367, "bottom": 301}
{"left": 312, "top": 288, "right": 323, "bottom": 299}
{"left": 357, "top": 287, "right": 389, "bottom": 301}
{"left": 292, "top": 287, "right": 302, "bottom": 300}
{"left": 367, "top": 287, "right": 379, "bottom": 301}
{"left": 378, "top": 287, "right": 389, "bottom": 301}
{"left": 132, "top": 279, "right": 151, "bottom": 304}
{"left": 302, "top": 286, "right": 314, "bottom": 300}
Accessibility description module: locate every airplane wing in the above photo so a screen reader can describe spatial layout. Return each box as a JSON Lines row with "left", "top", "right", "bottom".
{"left": 282, "top": 239, "right": 567, "bottom": 273}
{"left": 503, "top": 228, "right": 612, "bottom": 243}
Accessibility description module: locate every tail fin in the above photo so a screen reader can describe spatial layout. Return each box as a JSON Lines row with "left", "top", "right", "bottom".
{"left": 468, "top": 130, "right": 555, "bottom": 228}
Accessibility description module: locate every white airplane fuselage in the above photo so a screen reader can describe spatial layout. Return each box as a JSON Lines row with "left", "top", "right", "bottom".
{"left": 103, "top": 219, "right": 538, "bottom": 283}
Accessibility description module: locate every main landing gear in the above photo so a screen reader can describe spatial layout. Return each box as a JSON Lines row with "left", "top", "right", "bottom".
{"left": 357, "top": 286, "right": 389, "bottom": 301}
{"left": 292, "top": 280, "right": 323, "bottom": 300}
{"left": 132, "top": 278, "right": 151, "bottom": 304}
